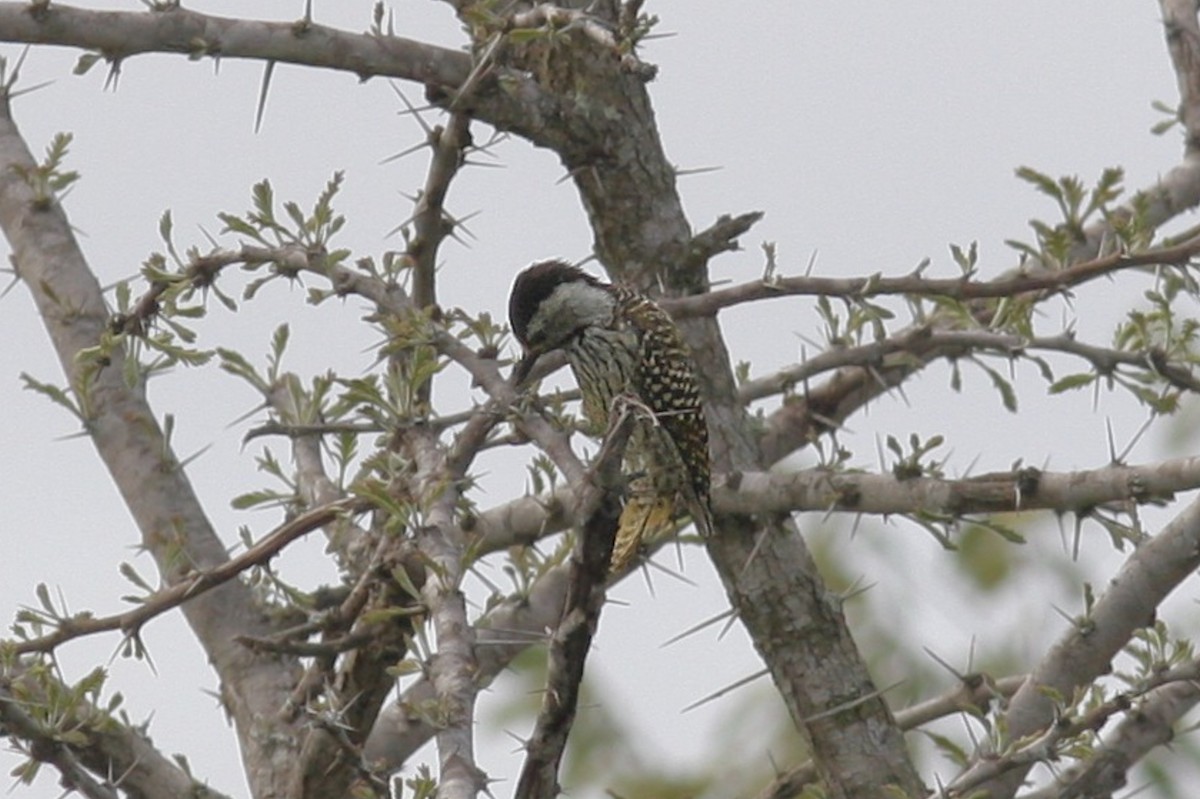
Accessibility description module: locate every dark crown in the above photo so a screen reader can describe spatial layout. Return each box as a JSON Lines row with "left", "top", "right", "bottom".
{"left": 508, "top": 259, "right": 602, "bottom": 346}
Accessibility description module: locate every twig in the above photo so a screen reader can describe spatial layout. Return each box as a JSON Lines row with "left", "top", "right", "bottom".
{"left": 0, "top": 4, "right": 471, "bottom": 88}
{"left": 681, "top": 210, "right": 764, "bottom": 274}
{"left": 11, "top": 497, "right": 369, "bottom": 655}
{"left": 663, "top": 234, "right": 1200, "bottom": 319}
{"left": 0, "top": 685, "right": 119, "bottom": 799}
{"left": 737, "top": 329, "right": 1200, "bottom": 403}
{"left": 754, "top": 674, "right": 1027, "bottom": 799}
{"left": 508, "top": 4, "right": 657, "bottom": 79}
{"left": 1161, "top": 0, "right": 1200, "bottom": 154}
{"left": 948, "top": 495, "right": 1200, "bottom": 796}
{"left": 1018, "top": 678, "right": 1200, "bottom": 799}
{"left": 514, "top": 401, "right": 636, "bottom": 798}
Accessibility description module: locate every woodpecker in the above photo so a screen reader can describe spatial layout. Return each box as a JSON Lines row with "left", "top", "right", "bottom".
{"left": 508, "top": 260, "right": 712, "bottom": 570}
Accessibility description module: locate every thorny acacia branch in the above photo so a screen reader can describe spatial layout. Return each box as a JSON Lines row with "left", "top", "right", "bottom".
{"left": 119, "top": 239, "right": 587, "bottom": 484}
{"left": 0, "top": 3, "right": 470, "bottom": 87}
{"left": 942, "top": 7, "right": 1200, "bottom": 795}
{"left": 736, "top": 328, "right": 1200, "bottom": 403}
{"left": 7, "top": 3, "right": 1200, "bottom": 791}
{"left": 371, "top": 106, "right": 485, "bottom": 799}
{"left": 665, "top": 234, "right": 1200, "bottom": 318}
{"left": 11, "top": 497, "right": 368, "bottom": 655}
{"left": 754, "top": 674, "right": 1027, "bottom": 799}
{"left": 468, "top": 457, "right": 1200, "bottom": 554}
{"left": 0, "top": 668, "right": 232, "bottom": 799}
{"left": 1018, "top": 679, "right": 1200, "bottom": 799}
{"left": 515, "top": 404, "right": 634, "bottom": 798}
{"left": 0, "top": 89, "right": 317, "bottom": 799}
{"left": 0, "top": 684, "right": 118, "bottom": 799}
{"left": 0, "top": 676, "right": 117, "bottom": 796}
{"left": 950, "top": 495, "right": 1200, "bottom": 796}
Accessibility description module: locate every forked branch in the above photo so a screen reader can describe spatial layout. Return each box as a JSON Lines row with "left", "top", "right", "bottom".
{"left": 514, "top": 399, "right": 636, "bottom": 798}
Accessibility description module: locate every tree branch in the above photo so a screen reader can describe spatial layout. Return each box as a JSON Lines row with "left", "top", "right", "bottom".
{"left": 363, "top": 563, "right": 570, "bottom": 772}
{"left": 754, "top": 166, "right": 1200, "bottom": 465}
{"left": 122, "top": 238, "right": 589, "bottom": 486}
{"left": 737, "top": 329, "right": 1200, "bottom": 404}
{"left": 1161, "top": 0, "right": 1200, "bottom": 155}
{"left": 515, "top": 401, "right": 634, "bottom": 798}
{"left": 404, "top": 424, "right": 484, "bottom": 799}
{"left": 468, "top": 457, "right": 1200, "bottom": 553}
{"left": 1018, "top": 679, "right": 1200, "bottom": 799}
{"left": 664, "top": 234, "right": 1200, "bottom": 319}
{"left": 0, "top": 664, "right": 232, "bottom": 799}
{"left": 754, "top": 674, "right": 1027, "bottom": 799}
{"left": 0, "top": 684, "right": 118, "bottom": 799}
{"left": 951, "top": 495, "right": 1200, "bottom": 797}
{"left": 682, "top": 210, "right": 765, "bottom": 273}
{"left": 0, "top": 3, "right": 469, "bottom": 87}
{"left": 10, "top": 497, "right": 368, "bottom": 656}
{"left": 0, "top": 95, "right": 312, "bottom": 797}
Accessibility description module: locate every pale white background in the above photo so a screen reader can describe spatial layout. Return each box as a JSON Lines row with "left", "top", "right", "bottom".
{"left": 0, "top": 2, "right": 1193, "bottom": 796}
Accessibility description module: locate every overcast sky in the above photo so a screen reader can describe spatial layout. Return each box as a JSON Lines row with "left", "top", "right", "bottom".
{"left": 0, "top": 2, "right": 1193, "bottom": 797}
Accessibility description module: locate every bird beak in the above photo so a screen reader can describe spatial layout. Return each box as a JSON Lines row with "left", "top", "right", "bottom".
{"left": 511, "top": 348, "right": 539, "bottom": 387}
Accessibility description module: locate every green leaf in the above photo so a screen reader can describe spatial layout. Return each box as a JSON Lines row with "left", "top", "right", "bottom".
{"left": 119, "top": 562, "right": 153, "bottom": 593}
{"left": 949, "top": 241, "right": 978, "bottom": 274}
{"left": 74, "top": 52, "right": 102, "bottom": 76}
{"left": 885, "top": 435, "right": 903, "bottom": 458}
{"left": 20, "top": 372, "right": 85, "bottom": 423}
{"left": 1014, "top": 165, "right": 1061, "bottom": 200}
{"left": 1049, "top": 372, "right": 1096, "bottom": 394}
{"left": 251, "top": 179, "right": 275, "bottom": 221}
{"left": 269, "top": 324, "right": 290, "bottom": 375}
{"left": 35, "top": 583, "right": 54, "bottom": 614}
{"left": 921, "top": 729, "right": 970, "bottom": 767}
{"left": 158, "top": 208, "right": 173, "bottom": 243}
{"left": 230, "top": 490, "right": 291, "bottom": 510}
{"left": 217, "top": 212, "right": 262, "bottom": 241}
{"left": 979, "top": 363, "right": 1018, "bottom": 412}
{"left": 217, "top": 347, "right": 267, "bottom": 392}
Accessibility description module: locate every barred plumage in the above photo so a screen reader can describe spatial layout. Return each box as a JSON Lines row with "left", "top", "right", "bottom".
{"left": 509, "top": 260, "right": 712, "bottom": 570}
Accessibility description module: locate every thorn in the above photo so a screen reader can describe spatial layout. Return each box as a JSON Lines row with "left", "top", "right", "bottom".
{"left": 680, "top": 668, "right": 768, "bottom": 713}
{"left": 923, "top": 646, "right": 966, "bottom": 680}
{"left": 1049, "top": 603, "right": 1074, "bottom": 626}
{"left": 254, "top": 60, "right": 276, "bottom": 133}
{"left": 389, "top": 81, "right": 433, "bottom": 136}
{"left": 717, "top": 607, "right": 740, "bottom": 641}
{"left": 640, "top": 556, "right": 697, "bottom": 587}
{"left": 1116, "top": 413, "right": 1154, "bottom": 463}
{"left": 839, "top": 577, "right": 875, "bottom": 602}
{"left": 459, "top": 157, "right": 506, "bottom": 169}
{"left": 659, "top": 607, "right": 736, "bottom": 648}
{"left": 8, "top": 79, "right": 53, "bottom": 101}
{"left": 674, "top": 164, "right": 722, "bottom": 177}
{"left": 737, "top": 527, "right": 770, "bottom": 582}
{"left": 104, "top": 57, "right": 122, "bottom": 91}
{"left": 379, "top": 139, "right": 434, "bottom": 165}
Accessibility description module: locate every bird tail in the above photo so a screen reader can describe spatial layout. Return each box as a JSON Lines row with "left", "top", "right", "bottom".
{"left": 611, "top": 494, "right": 713, "bottom": 572}
{"left": 612, "top": 494, "right": 676, "bottom": 572}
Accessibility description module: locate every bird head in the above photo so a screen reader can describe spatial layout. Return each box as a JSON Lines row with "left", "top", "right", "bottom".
{"left": 508, "top": 259, "right": 614, "bottom": 383}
